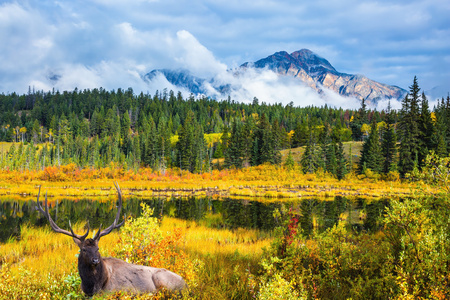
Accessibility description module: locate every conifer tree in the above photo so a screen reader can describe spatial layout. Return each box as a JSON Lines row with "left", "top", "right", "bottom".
{"left": 144, "top": 116, "right": 158, "bottom": 168}
{"left": 359, "top": 119, "right": 383, "bottom": 174}
{"left": 251, "top": 114, "right": 281, "bottom": 166}
{"left": 242, "top": 115, "right": 256, "bottom": 166}
{"left": 225, "top": 120, "right": 245, "bottom": 168}
{"left": 301, "top": 131, "right": 323, "bottom": 174}
{"left": 445, "top": 95, "right": 450, "bottom": 152}
{"left": 157, "top": 118, "right": 171, "bottom": 171}
{"left": 176, "top": 111, "right": 195, "bottom": 172}
{"left": 435, "top": 99, "right": 448, "bottom": 157}
{"left": 418, "top": 92, "right": 435, "bottom": 166}
{"left": 398, "top": 76, "right": 421, "bottom": 176}
{"left": 350, "top": 98, "right": 368, "bottom": 141}
{"left": 271, "top": 119, "right": 283, "bottom": 165}
{"left": 381, "top": 102, "right": 398, "bottom": 174}
{"left": 220, "top": 125, "right": 230, "bottom": 159}
{"left": 292, "top": 119, "right": 308, "bottom": 147}
{"left": 284, "top": 150, "right": 295, "bottom": 170}
{"left": 335, "top": 140, "right": 348, "bottom": 180}
{"left": 325, "top": 143, "right": 337, "bottom": 176}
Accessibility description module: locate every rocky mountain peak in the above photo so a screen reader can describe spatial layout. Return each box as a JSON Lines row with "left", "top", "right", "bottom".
{"left": 145, "top": 49, "right": 407, "bottom": 105}
{"left": 290, "top": 49, "right": 337, "bottom": 75}
{"left": 241, "top": 49, "right": 406, "bottom": 103}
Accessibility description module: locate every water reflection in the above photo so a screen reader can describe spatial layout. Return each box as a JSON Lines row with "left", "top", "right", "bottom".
{"left": 0, "top": 196, "right": 388, "bottom": 243}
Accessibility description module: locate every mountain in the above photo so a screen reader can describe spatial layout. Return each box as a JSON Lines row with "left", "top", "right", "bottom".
{"left": 425, "top": 85, "right": 449, "bottom": 100}
{"left": 240, "top": 49, "right": 406, "bottom": 103}
{"left": 144, "top": 69, "right": 207, "bottom": 95}
{"left": 144, "top": 49, "right": 407, "bottom": 104}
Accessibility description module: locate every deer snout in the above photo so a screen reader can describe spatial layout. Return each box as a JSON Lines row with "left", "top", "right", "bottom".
{"left": 91, "top": 258, "right": 100, "bottom": 266}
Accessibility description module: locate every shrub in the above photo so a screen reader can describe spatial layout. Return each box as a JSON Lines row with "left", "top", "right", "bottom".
{"left": 113, "top": 203, "right": 199, "bottom": 292}
{"left": 262, "top": 206, "right": 398, "bottom": 299}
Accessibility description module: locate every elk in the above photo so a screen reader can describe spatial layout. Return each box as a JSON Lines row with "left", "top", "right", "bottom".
{"left": 35, "top": 182, "right": 187, "bottom": 297}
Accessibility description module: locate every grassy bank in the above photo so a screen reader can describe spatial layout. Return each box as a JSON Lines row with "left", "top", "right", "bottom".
{"left": 0, "top": 163, "right": 438, "bottom": 202}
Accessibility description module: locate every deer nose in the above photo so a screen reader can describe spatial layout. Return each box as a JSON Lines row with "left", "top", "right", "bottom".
{"left": 92, "top": 258, "right": 100, "bottom": 265}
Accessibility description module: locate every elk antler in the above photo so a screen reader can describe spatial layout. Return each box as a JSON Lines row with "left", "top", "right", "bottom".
{"left": 35, "top": 186, "right": 90, "bottom": 242}
{"left": 93, "top": 182, "right": 125, "bottom": 241}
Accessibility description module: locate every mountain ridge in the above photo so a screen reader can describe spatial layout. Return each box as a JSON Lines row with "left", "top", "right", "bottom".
{"left": 240, "top": 49, "right": 406, "bottom": 103}
{"left": 144, "top": 49, "right": 407, "bottom": 104}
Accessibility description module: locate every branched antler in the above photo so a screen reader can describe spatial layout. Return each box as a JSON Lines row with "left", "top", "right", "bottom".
{"left": 93, "top": 182, "right": 126, "bottom": 241}
{"left": 35, "top": 186, "right": 90, "bottom": 242}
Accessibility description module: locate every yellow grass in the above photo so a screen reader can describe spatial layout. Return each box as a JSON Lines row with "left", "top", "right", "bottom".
{"left": 280, "top": 141, "right": 364, "bottom": 165}
{"left": 0, "top": 142, "right": 12, "bottom": 154}
{"left": 161, "top": 217, "right": 272, "bottom": 258}
{"left": 0, "top": 162, "right": 438, "bottom": 202}
{"left": 0, "top": 215, "right": 271, "bottom": 299}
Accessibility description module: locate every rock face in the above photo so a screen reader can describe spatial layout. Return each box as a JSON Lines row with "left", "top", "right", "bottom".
{"left": 144, "top": 49, "right": 407, "bottom": 104}
{"left": 241, "top": 49, "right": 406, "bottom": 103}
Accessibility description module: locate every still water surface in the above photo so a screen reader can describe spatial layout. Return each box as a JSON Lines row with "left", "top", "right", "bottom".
{"left": 0, "top": 196, "right": 388, "bottom": 243}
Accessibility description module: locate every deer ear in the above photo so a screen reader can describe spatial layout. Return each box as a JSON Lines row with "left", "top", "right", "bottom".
{"left": 73, "top": 237, "right": 83, "bottom": 248}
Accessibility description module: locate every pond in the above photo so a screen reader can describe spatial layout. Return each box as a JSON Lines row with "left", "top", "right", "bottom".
{"left": 0, "top": 196, "right": 388, "bottom": 243}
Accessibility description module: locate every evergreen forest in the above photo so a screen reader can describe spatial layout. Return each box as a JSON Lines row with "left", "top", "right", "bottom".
{"left": 0, "top": 76, "right": 449, "bottom": 178}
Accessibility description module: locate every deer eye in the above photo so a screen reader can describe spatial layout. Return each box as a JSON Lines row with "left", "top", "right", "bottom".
{"left": 82, "top": 249, "right": 87, "bottom": 252}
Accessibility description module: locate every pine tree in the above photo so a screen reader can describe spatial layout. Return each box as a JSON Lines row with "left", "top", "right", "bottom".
{"left": 381, "top": 101, "right": 398, "bottom": 174}
{"left": 301, "top": 131, "right": 323, "bottom": 174}
{"left": 144, "top": 116, "right": 158, "bottom": 168}
{"left": 292, "top": 119, "right": 308, "bottom": 147}
{"left": 252, "top": 114, "right": 272, "bottom": 165}
{"left": 418, "top": 92, "right": 435, "bottom": 166}
{"left": 435, "top": 99, "right": 448, "bottom": 157}
{"left": 350, "top": 98, "right": 368, "bottom": 141}
{"left": 325, "top": 142, "right": 337, "bottom": 176}
{"left": 176, "top": 110, "right": 206, "bottom": 173}
{"left": 271, "top": 119, "right": 282, "bottom": 165}
{"left": 251, "top": 114, "right": 281, "bottom": 166}
{"left": 445, "top": 95, "right": 450, "bottom": 152}
{"left": 219, "top": 125, "right": 230, "bottom": 159}
{"left": 359, "top": 119, "right": 383, "bottom": 174}
{"left": 284, "top": 150, "right": 295, "bottom": 170}
{"left": 336, "top": 140, "right": 348, "bottom": 180}
{"left": 242, "top": 115, "right": 256, "bottom": 166}
{"left": 225, "top": 120, "right": 245, "bottom": 168}
{"left": 398, "top": 76, "right": 421, "bottom": 176}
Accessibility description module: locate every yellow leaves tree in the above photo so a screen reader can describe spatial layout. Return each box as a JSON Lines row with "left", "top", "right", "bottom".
{"left": 361, "top": 123, "right": 371, "bottom": 138}
{"left": 19, "top": 127, "right": 27, "bottom": 143}
{"left": 46, "top": 128, "right": 54, "bottom": 143}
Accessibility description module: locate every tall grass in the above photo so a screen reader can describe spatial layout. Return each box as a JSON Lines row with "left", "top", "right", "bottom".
{"left": 0, "top": 216, "right": 272, "bottom": 299}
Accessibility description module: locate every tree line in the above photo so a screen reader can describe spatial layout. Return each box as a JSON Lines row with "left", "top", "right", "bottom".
{"left": 0, "top": 77, "right": 449, "bottom": 178}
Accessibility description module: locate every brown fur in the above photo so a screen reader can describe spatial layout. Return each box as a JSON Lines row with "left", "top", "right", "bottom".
{"left": 77, "top": 239, "right": 187, "bottom": 297}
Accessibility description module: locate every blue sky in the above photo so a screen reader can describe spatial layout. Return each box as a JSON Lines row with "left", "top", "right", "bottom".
{"left": 0, "top": 0, "right": 449, "bottom": 105}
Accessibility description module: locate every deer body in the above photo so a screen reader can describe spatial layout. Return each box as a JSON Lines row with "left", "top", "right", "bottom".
{"left": 99, "top": 258, "right": 185, "bottom": 295}
{"left": 36, "top": 183, "right": 187, "bottom": 297}
{"left": 78, "top": 253, "right": 186, "bottom": 296}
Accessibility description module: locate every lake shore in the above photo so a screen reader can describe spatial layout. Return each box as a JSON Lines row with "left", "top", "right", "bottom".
{"left": 0, "top": 164, "right": 439, "bottom": 201}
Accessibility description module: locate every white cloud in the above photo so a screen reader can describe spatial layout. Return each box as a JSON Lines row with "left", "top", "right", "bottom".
{"left": 0, "top": 0, "right": 448, "bottom": 106}
{"left": 174, "top": 30, "right": 227, "bottom": 78}
{"left": 196, "top": 68, "right": 362, "bottom": 109}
